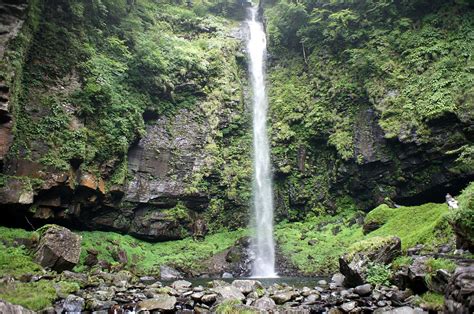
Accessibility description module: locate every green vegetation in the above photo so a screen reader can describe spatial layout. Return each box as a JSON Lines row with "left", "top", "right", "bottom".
{"left": 265, "top": 0, "right": 474, "bottom": 216}
{"left": 76, "top": 228, "right": 247, "bottom": 274}
{"left": 215, "top": 299, "right": 256, "bottom": 314}
{"left": 417, "top": 292, "right": 445, "bottom": 311}
{"left": 276, "top": 202, "right": 454, "bottom": 274}
{"left": 0, "top": 281, "right": 57, "bottom": 311}
{"left": 366, "top": 263, "right": 392, "bottom": 286}
{"left": 275, "top": 210, "right": 364, "bottom": 274}
{"left": 450, "top": 182, "right": 474, "bottom": 243}
{"left": 392, "top": 256, "right": 414, "bottom": 270}
{"left": 425, "top": 257, "right": 457, "bottom": 274}
{"left": 0, "top": 244, "right": 42, "bottom": 278}
{"left": 368, "top": 203, "right": 452, "bottom": 250}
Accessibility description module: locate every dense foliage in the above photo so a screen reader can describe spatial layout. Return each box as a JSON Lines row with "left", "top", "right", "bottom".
{"left": 265, "top": 0, "right": 474, "bottom": 216}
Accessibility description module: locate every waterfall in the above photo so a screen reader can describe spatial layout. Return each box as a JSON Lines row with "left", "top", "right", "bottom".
{"left": 247, "top": 6, "right": 277, "bottom": 278}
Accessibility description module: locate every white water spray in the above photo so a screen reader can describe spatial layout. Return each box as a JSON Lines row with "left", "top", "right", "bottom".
{"left": 247, "top": 6, "right": 276, "bottom": 278}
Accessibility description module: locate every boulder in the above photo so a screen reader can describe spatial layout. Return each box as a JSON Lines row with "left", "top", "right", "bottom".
{"left": 172, "top": 280, "right": 192, "bottom": 290}
{"left": 0, "top": 300, "right": 35, "bottom": 314}
{"left": 138, "top": 295, "right": 177, "bottom": 311}
{"left": 62, "top": 295, "right": 85, "bottom": 313}
{"left": 201, "top": 293, "right": 217, "bottom": 304}
{"left": 160, "top": 265, "right": 183, "bottom": 280}
{"left": 272, "top": 290, "right": 297, "bottom": 304}
{"left": 374, "top": 306, "right": 425, "bottom": 314}
{"left": 354, "top": 284, "right": 372, "bottom": 296}
{"left": 254, "top": 297, "right": 276, "bottom": 310}
{"left": 232, "top": 279, "right": 263, "bottom": 294}
{"left": 444, "top": 265, "right": 474, "bottom": 314}
{"left": 213, "top": 285, "right": 245, "bottom": 301}
{"left": 34, "top": 225, "right": 81, "bottom": 272}
{"left": 339, "top": 236, "right": 401, "bottom": 287}
{"left": 341, "top": 301, "right": 357, "bottom": 312}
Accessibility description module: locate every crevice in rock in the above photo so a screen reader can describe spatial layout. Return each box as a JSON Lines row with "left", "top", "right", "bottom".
{"left": 394, "top": 176, "right": 474, "bottom": 206}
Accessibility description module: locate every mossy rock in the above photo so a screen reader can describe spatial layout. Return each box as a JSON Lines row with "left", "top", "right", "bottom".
{"left": 347, "top": 236, "right": 401, "bottom": 264}
{"left": 450, "top": 182, "right": 474, "bottom": 251}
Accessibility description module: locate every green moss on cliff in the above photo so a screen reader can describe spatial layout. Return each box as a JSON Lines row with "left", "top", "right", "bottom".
{"left": 450, "top": 182, "right": 474, "bottom": 243}
{"left": 265, "top": 0, "right": 474, "bottom": 215}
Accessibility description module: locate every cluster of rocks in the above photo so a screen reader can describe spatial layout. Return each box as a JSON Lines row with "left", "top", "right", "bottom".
{"left": 49, "top": 273, "right": 431, "bottom": 313}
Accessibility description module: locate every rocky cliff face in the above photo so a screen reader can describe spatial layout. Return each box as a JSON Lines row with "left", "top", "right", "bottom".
{"left": 265, "top": 0, "right": 474, "bottom": 219}
{"left": 0, "top": 0, "right": 252, "bottom": 240}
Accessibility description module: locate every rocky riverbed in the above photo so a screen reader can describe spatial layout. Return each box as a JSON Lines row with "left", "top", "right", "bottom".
{"left": 1, "top": 264, "right": 472, "bottom": 313}
{"left": 0, "top": 275, "right": 443, "bottom": 313}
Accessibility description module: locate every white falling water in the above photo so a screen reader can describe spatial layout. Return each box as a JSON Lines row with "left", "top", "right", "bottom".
{"left": 247, "top": 6, "right": 277, "bottom": 278}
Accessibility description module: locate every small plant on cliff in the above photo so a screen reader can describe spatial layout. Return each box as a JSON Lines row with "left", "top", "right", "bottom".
{"left": 366, "top": 262, "right": 392, "bottom": 286}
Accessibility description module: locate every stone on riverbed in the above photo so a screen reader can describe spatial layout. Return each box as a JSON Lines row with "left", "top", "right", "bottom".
{"left": 272, "top": 290, "right": 297, "bottom": 304}
{"left": 254, "top": 296, "right": 276, "bottom": 310}
{"left": 213, "top": 285, "right": 245, "bottom": 301}
{"left": 160, "top": 265, "right": 183, "bottom": 280}
{"left": 172, "top": 280, "right": 192, "bottom": 290}
{"left": 232, "top": 279, "right": 263, "bottom": 294}
{"left": 354, "top": 284, "right": 373, "bottom": 296}
{"left": 138, "top": 295, "right": 177, "bottom": 311}
{"left": 0, "top": 300, "right": 35, "bottom": 314}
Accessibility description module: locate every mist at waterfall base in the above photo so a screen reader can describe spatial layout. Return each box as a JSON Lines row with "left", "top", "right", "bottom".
{"left": 247, "top": 6, "right": 277, "bottom": 278}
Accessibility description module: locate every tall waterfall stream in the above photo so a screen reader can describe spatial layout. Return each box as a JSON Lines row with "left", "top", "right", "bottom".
{"left": 247, "top": 6, "right": 277, "bottom": 278}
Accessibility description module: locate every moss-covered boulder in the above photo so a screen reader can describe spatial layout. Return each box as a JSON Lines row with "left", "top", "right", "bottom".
{"left": 339, "top": 236, "right": 401, "bottom": 287}
{"left": 450, "top": 183, "right": 474, "bottom": 251}
{"left": 34, "top": 225, "right": 81, "bottom": 272}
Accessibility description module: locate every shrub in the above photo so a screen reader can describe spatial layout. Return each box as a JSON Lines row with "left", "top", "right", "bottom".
{"left": 366, "top": 262, "right": 393, "bottom": 286}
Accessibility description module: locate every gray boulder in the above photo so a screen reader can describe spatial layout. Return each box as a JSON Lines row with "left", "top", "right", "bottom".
{"left": 172, "top": 280, "right": 192, "bottom": 290}
{"left": 138, "top": 295, "right": 177, "bottom": 311}
{"left": 34, "top": 225, "right": 81, "bottom": 272}
{"left": 272, "top": 290, "right": 297, "bottom": 304}
{"left": 0, "top": 300, "right": 35, "bottom": 314}
{"left": 62, "top": 295, "right": 85, "bottom": 313}
{"left": 213, "top": 285, "right": 245, "bottom": 301}
{"left": 232, "top": 279, "right": 263, "bottom": 294}
{"left": 160, "top": 265, "right": 183, "bottom": 280}
{"left": 444, "top": 265, "right": 474, "bottom": 314}
{"left": 254, "top": 297, "right": 276, "bottom": 310}
{"left": 354, "top": 284, "right": 373, "bottom": 296}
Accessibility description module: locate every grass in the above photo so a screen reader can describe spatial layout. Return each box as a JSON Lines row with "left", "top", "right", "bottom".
{"left": 276, "top": 202, "right": 454, "bottom": 274}
{"left": 367, "top": 203, "right": 452, "bottom": 250}
{"left": 275, "top": 210, "right": 364, "bottom": 274}
{"left": 0, "top": 280, "right": 57, "bottom": 311}
{"left": 0, "top": 227, "right": 42, "bottom": 278}
{"left": 76, "top": 228, "right": 247, "bottom": 275}
{"left": 416, "top": 292, "right": 444, "bottom": 311}
{"left": 0, "top": 244, "right": 43, "bottom": 278}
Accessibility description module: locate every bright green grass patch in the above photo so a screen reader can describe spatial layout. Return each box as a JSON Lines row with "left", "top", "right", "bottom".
{"left": 275, "top": 211, "right": 364, "bottom": 274}
{"left": 392, "top": 256, "right": 414, "bottom": 270}
{"left": 276, "top": 202, "right": 453, "bottom": 274}
{"left": 425, "top": 257, "right": 457, "bottom": 273}
{"left": 0, "top": 227, "right": 43, "bottom": 278}
{"left": 0, "top": 244, "right": 43, "bottom": 278}
{"left": 416, "top": 292, "right": 444, "bottom": 311}
{"left": 0, "top": 280, "right": 56, "bottom": 311}
{"left": 76, "top": 228, "right": 247, "bottom": 274}
{"left": 368, "top": 203, "right": 452, "bottom": 250}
